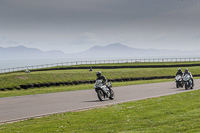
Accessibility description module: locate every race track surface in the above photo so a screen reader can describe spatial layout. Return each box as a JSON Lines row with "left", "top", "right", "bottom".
{"left": 0, "top": 79, "right": 200, "bottom": 123}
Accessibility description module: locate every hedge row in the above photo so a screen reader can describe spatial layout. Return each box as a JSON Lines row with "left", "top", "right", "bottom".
{"left": 33, "top": 64, "right": 200, "bottom": 72}
{"left": 1, "top": 74, "right": 199, "bottom": 91}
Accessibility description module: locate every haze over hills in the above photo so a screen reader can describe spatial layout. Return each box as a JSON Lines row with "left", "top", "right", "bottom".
{"left": 72, "top": 43, "right": 200, "bottom": 58}
{"left": 0, "top": 43, "right": 200, "bottom": 60}
{"left": 0, "top": 46, "right": 66, "bottom": 59}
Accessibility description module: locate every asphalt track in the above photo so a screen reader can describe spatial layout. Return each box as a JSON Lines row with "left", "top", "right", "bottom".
{"left": 0, "top": 79, "right": 200, "bottom": 123}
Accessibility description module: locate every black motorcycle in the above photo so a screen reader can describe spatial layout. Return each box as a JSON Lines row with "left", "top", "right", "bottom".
{"left": 94, "top": 80, "right": 115, "bottom": 101}
{"left": 175, "top": 75, "right": 184, "bottom": 88}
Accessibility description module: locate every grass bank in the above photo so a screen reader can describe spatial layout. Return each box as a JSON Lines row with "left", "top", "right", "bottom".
{"left": 1, "top": 66, "right": 200, "bottom": 89}
{"left": 1, "top": 87, "right": 200, "bottom": 132}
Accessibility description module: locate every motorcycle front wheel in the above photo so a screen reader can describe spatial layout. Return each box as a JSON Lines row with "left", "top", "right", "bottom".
{"left": 185, "top": 84, "right": 188, "bottom": 90}
{"left": 176, "top": 83, "right": 179, "bottom": 88}
{"left": 97, "top": 90, "right": 105, "bottom": 101}
{"left": 109, "top": 89, "right": 115, "bottom": 100}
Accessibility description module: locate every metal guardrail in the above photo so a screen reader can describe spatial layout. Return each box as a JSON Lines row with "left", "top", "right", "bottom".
{"left": 1, "top": 57, "right": 200, "bottom": 73}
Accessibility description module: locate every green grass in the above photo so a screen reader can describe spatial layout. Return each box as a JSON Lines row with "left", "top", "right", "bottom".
{"left": 1, "top": 87, "right": 200, "bottom": 132}
{"left": 1, "top": 66, "right": 200, "bottom": 89}
{"left": 0, "top": 79, "right": 174, "bottom": 98}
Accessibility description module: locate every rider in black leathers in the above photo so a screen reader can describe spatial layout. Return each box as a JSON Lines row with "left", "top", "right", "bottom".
{"left": 183, "top": 69, "right": 194, "bottom": 87}
{"left": 96, "top": 71, "right": 107, "bottom": 84}
{"left": 176, "top": 68, "right": 183, "bottom": 76}
{"left": 96, "top": 71, "right": 111, "bottom": 93}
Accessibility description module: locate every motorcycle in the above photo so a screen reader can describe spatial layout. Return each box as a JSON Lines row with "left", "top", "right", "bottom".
{"left": 94, "top": 79, "right": 115, "bottom": 101}
{"left": 25, "top": 69, "right": 30, "bottom": 73}
{"left": 175, "top": 75, "right": 184, "bottom": 88}
{"left": 183, "top": 74, "right": 193, "bottom": 90}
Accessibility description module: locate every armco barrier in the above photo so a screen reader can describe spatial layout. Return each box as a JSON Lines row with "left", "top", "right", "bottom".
{"left": 31, "top": 63, "right": 200, "bottom": 72}
{"left": 1, "top": 57, "right": 200, "bottom": 73}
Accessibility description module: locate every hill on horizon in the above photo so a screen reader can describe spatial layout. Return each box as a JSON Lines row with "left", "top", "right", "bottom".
{"left": 1, "top": 43, "right": 200, "bottom": 60}
{"left": 0, "top": 45, "right": 66, "bottom": 59}
{"left": 72, "top": 43, "right": 200, "bottom": 58}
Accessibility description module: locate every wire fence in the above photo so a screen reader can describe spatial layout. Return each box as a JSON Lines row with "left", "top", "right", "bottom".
{"left": 1, "top": 57, "right": 200, "bottom": 73}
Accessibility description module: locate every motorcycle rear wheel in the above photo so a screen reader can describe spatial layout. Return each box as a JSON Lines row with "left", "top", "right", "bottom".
{"left": 185, "top": 85, "right": 188, "bottom": 90}
{"left": 181, "top": 84, "right": 183, "bottom": 88}
{"left": 191, "top": 83, "right": 194, "bottom": 89}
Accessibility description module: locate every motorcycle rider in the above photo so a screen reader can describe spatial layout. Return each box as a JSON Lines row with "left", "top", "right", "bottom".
{"left": 183, "top": 69, "right": 194, "bottom": 87}
{"left": 96, "top": 71, "right": 107, "bottom": 84}
{"left": 175, "top": 68, "right": 184, "bottom": 87}
{"left": 176, "top": 68, "right": 183, "bottom": 77}
{"left": 96, "top": 71, "right": 110, "bottom": 95}
{"left": 25, "top": 69, "right": 30, "bottom": 73}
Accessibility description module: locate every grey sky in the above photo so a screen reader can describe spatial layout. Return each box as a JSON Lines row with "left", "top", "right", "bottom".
{"left": 0, "top": 0, "right": 200, "bottom": 53}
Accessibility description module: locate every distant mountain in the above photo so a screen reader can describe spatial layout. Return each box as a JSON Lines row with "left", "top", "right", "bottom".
{"left": 1, "top": 44, "right": 200, "bottom": 60}
{"left": 0, "top": 46, "right": 66, "bottom": 59}
{"left": 71, "top": 43, "right": 200, "bottom": 58}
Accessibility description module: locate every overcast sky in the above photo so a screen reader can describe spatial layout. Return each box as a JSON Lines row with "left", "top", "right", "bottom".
{"left": 0, "top": 0, "right": 200, "bottom": 53}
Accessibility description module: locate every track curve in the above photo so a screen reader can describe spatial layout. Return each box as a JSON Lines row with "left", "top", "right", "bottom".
{"left": 0, "top": 79, "right": 200, "bottom": 123}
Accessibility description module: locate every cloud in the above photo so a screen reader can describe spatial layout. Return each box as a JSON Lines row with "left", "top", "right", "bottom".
{"left": 152, "top": 34, "right": 169, "bottom": 42}
{"left": 194, "top": 33, "right": 200, "bottom": 39}
{"left": 0, "top": 36, "right": 19, "bottom": 46}
{"left": 71, "top": 32, "right": 100, "bottom": 45}
{"left": 6, "top": 41, "right": 19, "bottom": 45}
{"left": 1, "top": 0, "right": 200, "bottom": 52}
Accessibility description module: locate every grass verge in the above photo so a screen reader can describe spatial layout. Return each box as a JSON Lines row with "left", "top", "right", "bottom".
{"left": 1, "top": 85, "right": 200, "bottom": 132}
{"left": 1, "top": 66, "right": 200, "bottom": 89}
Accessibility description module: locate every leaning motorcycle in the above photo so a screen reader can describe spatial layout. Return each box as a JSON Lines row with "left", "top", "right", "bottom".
{"left": 175, "top": 75, "right": 184, "bottom": 88}
{"left": 94, "top": 79, "right": 115, "bottom": 101}
{"left": 183, "top": 74, "right": 193, "bottom": 90}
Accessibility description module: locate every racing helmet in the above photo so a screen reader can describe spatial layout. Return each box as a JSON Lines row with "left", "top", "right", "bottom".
{"left": 185, "top": 69, "right": 189, "bottom": 73}
{"left": 96, "top": 71, "right": 101, "bottom": 77}
{"left": 178, "top": 68, "right": 181, "bottom": 72}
